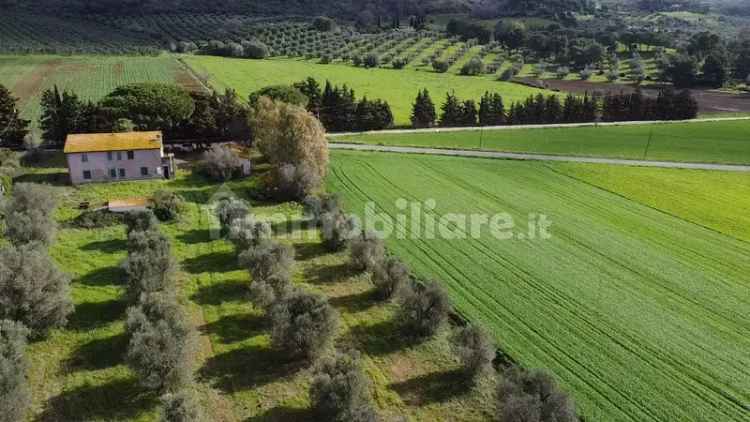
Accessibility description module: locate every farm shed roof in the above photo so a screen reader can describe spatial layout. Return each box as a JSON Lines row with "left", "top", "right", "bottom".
{"left": 64, "top": 131, "right": 163, "bottom": 154}
{"left": 108, "top": 198, "right": 150, "bottom": 213}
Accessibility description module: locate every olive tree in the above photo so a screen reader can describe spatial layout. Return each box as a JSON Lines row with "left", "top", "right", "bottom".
{"left": 496, "top": 367, "right": 577, "bottom": 422}
{"left": 310, "top": 350, "right": 378, "bottom": 422}
{"left": 270, "top": 162, "right": 322, "bottom": 201}
{"left": 0, "top": 244, "right": 73, "bottom": 337}
{"left": 122, "top": 228, "right": 177, "bottom": 301}
{"left": 371, "top": 256, "right": 409, "bottom": 300}
{"left": 396, "top": 281, "right": 451, "bottom": 339}
{"left": 160, "top": 389, "right": 205, "bottom": 422}
{"left": 0, "top": 320, "right": 31, "bottom": 422}
{"left": 1, "top": 182, "right": 57, "bottom": 246}
{"left": 451, "top": 324, "right": 495, "bottom": 381}
{"left": 320, "top": 211, "right": 358, "bottom": 252}
{"left": 349, "top": 231, "right": 385, "bottom": 272}
{"left": 199, "top": 144, "right": 242, "bottom": 181}
{"left": 239, "top": 241, "right": 295, "bottom": 284}
{"left": 228, "top": 215, "right": 272, "bottom": 251}
{"left": 151, "top": 190, "right": 184, "bottom": 222}
{"left": 270, "top": 290, "right": 338, "bottom": 361}
{"left": 215, "top": 197, "right": 249, "bottom": 234}
{"left": 125, "top": 293, "right": 197, "bottom": 392}
{"left": 124, "top": 210, "right": 159, "bottom": 236}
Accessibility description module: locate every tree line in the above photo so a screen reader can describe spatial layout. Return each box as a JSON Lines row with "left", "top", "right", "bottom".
{"left": 410, "top": 88, "right": 698, "bottom": 128}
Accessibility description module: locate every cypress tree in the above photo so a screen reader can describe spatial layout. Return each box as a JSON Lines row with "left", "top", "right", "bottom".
{"left": 410, "top": 89, "right": 437, "bottom": 128}
{"left": 460, "top": 100, "right": 478, "bottom": 127}
{"left": 544, "top": 95, "right": 562, "bottom": 124}
{"left": 439, "top": 92, "right": 463, "bottom": 127}
{"left": 0, "top": 84, "right": 29, "bottom": 148}
{"left": 478, "top": 92, "right": 504, "bottom": 126}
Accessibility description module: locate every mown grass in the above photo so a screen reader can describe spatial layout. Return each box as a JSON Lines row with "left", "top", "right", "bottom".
{"left": 334, "top": 119, "right": 750, "bottom": 164}
{"left": 328, "top": 150, "right": 750, "bottom": 422}
{"left": 0, "top": 55, "right": 198, "bottom": 135}
{"left": 183, "top": 55, "right": 551, "bottom": 126}
{"left": 17, "top": 153, "right": 494, "bottom": 421}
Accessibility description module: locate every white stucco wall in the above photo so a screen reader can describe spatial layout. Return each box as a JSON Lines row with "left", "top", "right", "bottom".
{"left": 67, "top": 148, "right": 166, "bottom": 185}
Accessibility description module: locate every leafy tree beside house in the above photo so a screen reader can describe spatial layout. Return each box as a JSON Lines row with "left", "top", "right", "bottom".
{"left": 0, "top": 84, "right": 29, "bottom": 148}
{"left": 100, "top": 83, "right": 195, "bottom": 137}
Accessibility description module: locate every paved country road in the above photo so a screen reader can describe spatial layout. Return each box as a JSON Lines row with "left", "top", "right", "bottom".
{"left": 327, "top": 116, "right": 750, "bottom": 137}
{"left": 329, "top": 143, "right": 750, "bottom": 172}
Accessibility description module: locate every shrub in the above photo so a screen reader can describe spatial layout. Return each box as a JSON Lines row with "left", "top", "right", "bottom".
{"left": 451, "top": 324, "right": 495, "bottom": 381}
{"left": 242, "top": 40, "right": 270, "bottom": 59}
{"left": 215, "top": 198, "right": 249, "bottom": 234}
{"left": 397, "top": 281, "right": 451, "bottom": 339}
{"left": 371, "top": 256, "right": 409, "bottom": 300}
{"left": 0, "top": 244, "right": 73, "bottom": 337}
{"left": 239, "top": 241, "right": 295, "bottom": 284}
{"left": 352, "top": 56, "right": 363, "bottom": 67}
{"left": 1, "top": 182, "right": 57, "bottom": 246}
{"left": 496, "top": 367, "right": 577, "bottom": 422}
{"left": 270, "top": 290, "right": 338, "bottom": 361}
{"left": 151, "top": 190, "right": 184, "bottom": 222}
{"left": 122, "top": 229, "right": 177, "bottom": 300}
{"left": 160, "top": 389, "right": 205, "bottom": 422}
{"left": 125, "top": 293, "right": 196, "bottom": 392}
{"left": 555, "top": 66, "right": 570, "bottom": 79}
{"left": 249, "top": 85, "right": 308, "bottom": 108}
{"left": 461, "top": 57, "right": 485, "bottom": 76}
{"left": 349, "top": 231, "right": 385, "bottom": 272}
{"left": 71, "top": 209, "right": 124, "bottom": 229}
{"left": 124, "top": 210, "right": 159, "bottom": 235}
{"left": 228, "top": 215, "right": 272, "bottom": 251}
{"left": 432, "top": 60, "right": 450, "bottom": 73}
{"left": 363, "top": 54, "right": 379, "bottom": 68}
{"left": 392, "top": 57, "right": 408, "bottom": 69}
{"left": 310, "top": 350, "right": 378, "bottom": 422}
{"left": 199, "top": 145, "right": 243, "bottom": 182}
{"left": 269, "top": 162, "right": 322, "bottom": 201}
{"left": 320, "top": 211, "right": 358, "bottom": 252}
{"left": 0, "top": 320, "right": 31, "bottom": 422}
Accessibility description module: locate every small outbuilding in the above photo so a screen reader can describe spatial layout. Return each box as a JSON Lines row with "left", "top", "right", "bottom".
{"left": 64, "top": 131, "right": 176, "bottom": 185}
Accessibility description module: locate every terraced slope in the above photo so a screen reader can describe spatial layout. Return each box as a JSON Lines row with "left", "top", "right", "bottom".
{"left": 328, "top": 150, "right": 750, "bottom": 422}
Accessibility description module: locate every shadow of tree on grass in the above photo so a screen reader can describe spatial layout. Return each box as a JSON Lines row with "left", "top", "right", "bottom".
{"left": 182, "top": 250, "right": 238, "bottom": 274}
{"left": 77, "top": 266, "right": 125, "bottom": 287}
{"left": 345, "top": 318, "right": 422, "bottom": 356}
{"left": 63, "top": 333, "right": 128, "bottom": 372}
{"left": 35, "top": 378, "right": 156, "bottom": 422}
{"left": 190, "top": 279, "right": 248, "bottom": 305}
{"left": 389, "top": 368, "right": 471, "bottom": 406}
{"left": 200, "top": 313, "right": 266, "bottom": 344}
{"left": 67, "top": 299, "right": 126, "bottom": 332}
{"left": 80, "top": 239, "right": 127, "bottom": 254}
{"left": 199, "top": 344, "right": 304, "bottom": 393}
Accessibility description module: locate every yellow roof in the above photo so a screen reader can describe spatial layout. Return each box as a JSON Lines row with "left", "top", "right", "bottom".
{"left": 108, "top": 198, "right": 150, "bottom": 208}
{"left": 64, "top": 131, "right": 163, "bottom": 154}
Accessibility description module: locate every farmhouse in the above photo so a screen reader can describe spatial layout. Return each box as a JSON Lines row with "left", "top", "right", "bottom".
{"left": 64, "top": 131, "right": 175, "bottom": 185}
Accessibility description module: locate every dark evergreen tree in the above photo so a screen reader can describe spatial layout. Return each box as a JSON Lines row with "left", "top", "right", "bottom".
{"left": 673, "top": 90, "right": 699, "bottom": 120}
{"left": 439, "top": 93, "right": 463, "bottom": 127}
{"left": 410, "top": 89, "right": 437, "bottom": 128}
{"left": 294, "top": 77, "right": 323, "bottom": 118}
{"left": 543, "top": 95, "right": 562, "bottom": 124}
{"left": 0, "top": 84, "right": 29, "bottom": 148}
{"left": 478, "top": 92, "right": 505, "bottom": 126}
{"left": 39, "top": 86, "right": 83, "bottom": 147}
{"left": 460, "top": 100, "right": 478, "bottom": 127}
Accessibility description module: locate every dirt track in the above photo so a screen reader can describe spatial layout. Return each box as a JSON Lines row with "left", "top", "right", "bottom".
{"left": 517, "top": 78, "right": 750, "bottom": 114}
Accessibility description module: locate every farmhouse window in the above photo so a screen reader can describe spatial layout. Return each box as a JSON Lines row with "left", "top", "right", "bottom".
{"left": 119, "top": 168, "right": 126, "bottom": 178}
{"left": 83, "top": 170, "right": 91, "bottom": 180}
{"left": 128, "top": 151, "right": 135, "bottom": 160}
{"left": 109, "top": 168, "right": 117, "bottom": 178}
{"left": 116, "top": 151, "right": 122, "bottom": 160}
{"left": 141, "top": 167, "right": 149, "bottom": 176}
{"left": 81, "top": 153, "right": 88, "bottom": 163}
{"left": 107, "top": 152, "right": 113, "bottom": 161}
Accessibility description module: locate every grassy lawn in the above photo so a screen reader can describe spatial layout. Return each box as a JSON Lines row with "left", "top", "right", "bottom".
{"left": 328, "top": 150, "right": 750, "bottom": 422}
{"left": 17, "top": 152, "right": 494, "bottom": 421}
{"left": 334, "top": 119, "right": 750, "bottom": 164}
{"left": 0, "top": 55, "right": 202, "bottom": 134}
{"left": 183, "top": 56, "right": 551, "bottom": 127}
